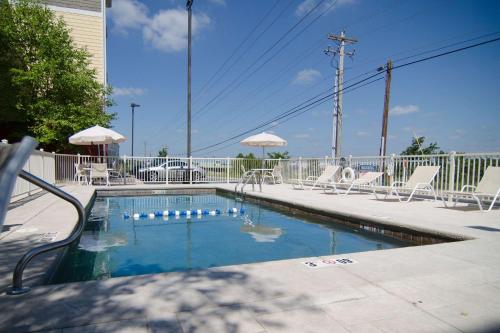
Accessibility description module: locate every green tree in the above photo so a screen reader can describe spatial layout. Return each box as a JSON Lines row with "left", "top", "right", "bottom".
{"left": 0, "top": 0, "right": 115, "bottom": 152}
{"left": 236, "top": 153, "right": 256, "bottom": 159}
{"left": 157, "top": 147, "right": 168, "bottom": 157}
{"left": 267, "top": 151, "right": 290, "bottom": 159}
{"left": 401, "top": 136, "right": 444, "bottom": 155}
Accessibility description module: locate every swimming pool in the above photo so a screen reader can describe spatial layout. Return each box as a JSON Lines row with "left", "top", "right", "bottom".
{"left": 50, "top": 193, "right": 409, "bottom": 283}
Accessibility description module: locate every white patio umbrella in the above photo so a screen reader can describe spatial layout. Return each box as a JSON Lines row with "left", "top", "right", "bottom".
{"left": 241, "top": 132, "right": 287, "bottom": 166}
{"left": 69, "top": 125, "right": 126, "bottom": 158}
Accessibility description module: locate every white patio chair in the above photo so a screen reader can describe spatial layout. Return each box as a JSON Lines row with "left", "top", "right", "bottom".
{"left": 372, "top": 165, "right": 440, "bottom": 202}
{"left": 441, "top": 166, "right": 500, "bottom": 211}
{"left": 108, "top": 160, "right": 123, "bottom": 180}
{"left": 73, "top": 163, "right": 87, "bottom": 185}
{"left": 325, "top": 171, "right": 384, "bottom": 195}
{"left": 263, "top": 164, "right": 283, "bottom": 184}
{"left": 291, "top": 165, "right": 341, "bottom": 190}
{"left": 89, "top": 163, "right": 110, "bottom": 186}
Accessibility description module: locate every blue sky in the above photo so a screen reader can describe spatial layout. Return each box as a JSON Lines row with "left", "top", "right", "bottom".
{"left": 107, "top": 0, "right": 500, "bottom": 157}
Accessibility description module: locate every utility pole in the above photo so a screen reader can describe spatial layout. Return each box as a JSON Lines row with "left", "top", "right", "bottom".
{"left": 379, "top": 59, "right": 393, "bottom": 157}
{"left": 326, "top": 30, "right": 357, "bottom": 158}
{"left": 186, "top": 0, "right": 193, "bottom": 158}
{"left": 130, "top": 103, "right": 140, "bottom": 156}
{"left": 330, "top": 68, "right": 339, "bottom": 158}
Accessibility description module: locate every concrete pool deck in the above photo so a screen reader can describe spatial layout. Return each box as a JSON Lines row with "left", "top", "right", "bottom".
{"left": 1, "top": 183, "right": 500, "bottom": 332}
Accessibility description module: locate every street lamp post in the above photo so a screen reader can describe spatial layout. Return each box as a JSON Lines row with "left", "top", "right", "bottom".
{"left": 130, "top": 103, "right": 140, "bottom": 156}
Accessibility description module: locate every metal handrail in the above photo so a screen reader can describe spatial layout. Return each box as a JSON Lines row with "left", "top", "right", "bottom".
{"left": 6, "top": 170, "right": 86, "bottom": 295}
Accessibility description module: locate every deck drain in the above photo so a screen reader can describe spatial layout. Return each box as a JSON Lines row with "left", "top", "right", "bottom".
{"left": 302, "top": 258, "right": 357, "bottom": 268}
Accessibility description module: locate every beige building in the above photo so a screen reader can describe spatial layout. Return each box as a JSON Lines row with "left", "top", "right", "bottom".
{"left": 44, "top": 0, "right": 111, "bottom": 85}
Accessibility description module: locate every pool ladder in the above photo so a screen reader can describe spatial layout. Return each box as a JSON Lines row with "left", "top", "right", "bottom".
{"left": 234, "top": 170, "right": 258, "bottom": 196}
{"left": 0, "top": 137, "right": 86, "bottom": 295}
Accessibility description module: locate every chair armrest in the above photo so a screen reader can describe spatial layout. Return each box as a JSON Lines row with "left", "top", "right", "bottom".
{"left": 460, "top": 185, "right": 476, "bottom": 192}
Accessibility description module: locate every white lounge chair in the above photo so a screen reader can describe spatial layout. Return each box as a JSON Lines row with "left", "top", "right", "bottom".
{"left": 441, "top": 166, "right": 500, "bottom": 211}
{"left": 373, "top": 165, "right": 440, "bottom": 202}
{"left": 73, "top": 163, "right": 87, "bottom": 185}
{"left": 325, "top": 171, "right": 384, "bottom": 195}
{"left": 291, "top": 165, "right": 340, "bottom": 190}
{"left": 263, "top": 164, "right": 283, "bottom": 184}
{"left": 89, "top": 163, "right": 110, "bottom": 186}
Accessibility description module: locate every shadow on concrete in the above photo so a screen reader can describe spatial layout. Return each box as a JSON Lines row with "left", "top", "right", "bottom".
{"left": 0, "top": 263, "right": 320, "bottom": 332}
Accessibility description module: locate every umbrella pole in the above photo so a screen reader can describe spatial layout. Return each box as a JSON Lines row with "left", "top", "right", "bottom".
{"left": 262, "top": 146, "right": 265, "bottom": 168}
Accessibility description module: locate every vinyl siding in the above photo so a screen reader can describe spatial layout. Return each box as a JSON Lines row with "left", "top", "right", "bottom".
{"left": 53, "top": 11, "right": 104, "bottom": 84}
{"left": 44, "top": 0, "right": 101, "bottom": 12}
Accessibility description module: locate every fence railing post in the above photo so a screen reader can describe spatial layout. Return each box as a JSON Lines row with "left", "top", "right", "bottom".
{"left": 448, "top": 151, "right": 456, "bottom": 198}
{"left": 298, "top": 157, "right": 302, "bottom": 181}
{"left": 123, "top": 155, "right": 127, "bottom": 185}
{"left": 226, "top": 157, "right": 230, "bottom": 184}
{"left": 189, "top": 156, "right": 193, "bottom": 185}
{"left": 348, "top": 154, "right": 352, "bottom": 167}
{"left": 165, "top": 155, "right": 169, "bottom": 185}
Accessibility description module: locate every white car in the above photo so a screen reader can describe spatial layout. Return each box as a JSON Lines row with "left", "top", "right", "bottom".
{"left": 138, "top": 160, "right": 206, "bottom": 182}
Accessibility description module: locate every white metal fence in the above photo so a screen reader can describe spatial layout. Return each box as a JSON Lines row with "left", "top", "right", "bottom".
{"left": 280, "top": 152, "right": 500, "bottom": 193}
{"left": 54, "top": 154, "right": 282, "bottom": 185}
{"left": 0, "top": 143, "right": 56, "bottom": 200}
{"left": 4, "top": 147, "right": 498, "bottom": 197}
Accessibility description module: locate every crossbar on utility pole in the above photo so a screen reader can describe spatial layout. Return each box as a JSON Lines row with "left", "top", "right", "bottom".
{"left": 327, "top": 30, "right": 357, "bottom": 158}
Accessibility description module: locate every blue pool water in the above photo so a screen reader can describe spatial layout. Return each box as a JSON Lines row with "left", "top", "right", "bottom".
{"left": 50, "top": 194, "right": 408, "bottom": 283}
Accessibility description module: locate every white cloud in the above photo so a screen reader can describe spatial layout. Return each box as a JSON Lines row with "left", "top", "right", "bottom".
{"left": 113, "top": 87, "right": 146, "bottom": 96}
{"left": 208, "top": 0, "right": 226, "bottom": 5}
{"left": 295, "top": 0, "right": 354, "bottom": 17}
{"left": 293, "top": 69, "right": 322, "bottom": 85}
{"left": 109, "top": 0, "right": 148, "bottom": 34}
{"left": 143, "top": 9, "right": 210, "bottom": 52}
{"left": 390, "top": 104, "right": 420, "bottom": 116}
{"left": 109, "top": 0, "right": 211, "bottom": 53}
{"left": 356, "top": 131, "right": 369, "bottom": 137}
{"left": 294, "top": 133, "right": 311, "bottom": 139}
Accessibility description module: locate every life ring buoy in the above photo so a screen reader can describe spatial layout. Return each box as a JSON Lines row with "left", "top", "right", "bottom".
{"left": 341, "top": 167, "right": 355, "bottom": 182}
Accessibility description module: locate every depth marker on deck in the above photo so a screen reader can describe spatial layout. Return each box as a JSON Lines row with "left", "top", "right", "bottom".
{"left": 302, "top": 258, "right": 357, "bottom": 268}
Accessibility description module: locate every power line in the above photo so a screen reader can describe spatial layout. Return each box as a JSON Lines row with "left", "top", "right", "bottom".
{"left": 202, "top": 76, "right": 384, "bottom": 155}
{"left": 164, "top": 0, "right": 293, "bottom": 139}
{"left": 165, "top": 0, "right": 300, "bottom": 139}
{"left": 193, "top": 35, "right": 500, "bottom": 154}
{"left": 392, "top": 36, "right": 500, "bottom": 70}
{"left": 193, "top": 0, "right": 284, "bottom": 103}
{"left": 193, "top": 71, "right": 385, "bottom": 153}
{"left": 192, "top": 0, "right": 331, "bottom": 119}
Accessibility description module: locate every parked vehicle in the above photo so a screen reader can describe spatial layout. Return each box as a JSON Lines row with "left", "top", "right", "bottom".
{"left": 138, "top": 159, "right": 206, "bottom": 182}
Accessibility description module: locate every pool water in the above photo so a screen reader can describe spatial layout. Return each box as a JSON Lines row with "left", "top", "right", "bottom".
{"left": 50, "top": 194, "right": 408, "bottom": 283}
